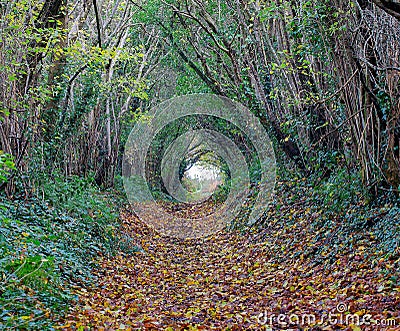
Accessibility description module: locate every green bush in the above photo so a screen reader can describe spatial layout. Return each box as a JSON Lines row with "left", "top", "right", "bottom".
{"left": 0, "top": 151, "right": 15, "bottom": 183}
{"left": 315, "top": 168, "right": 365, "bottom": 213}
{"left": 0, "top": 173, "right": 137, "bottom": 330}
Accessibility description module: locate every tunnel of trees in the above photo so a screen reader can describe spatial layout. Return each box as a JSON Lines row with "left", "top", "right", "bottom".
{"left": 0, "top": 0, "right": 399, "bottom": 328}
{"left": 0, "top": 0, "right": 399, "bottom": 197}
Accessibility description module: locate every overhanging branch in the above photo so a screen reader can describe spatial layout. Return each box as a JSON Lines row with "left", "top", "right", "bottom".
{"left": 371, "top": 0, "right": 400, "bottom": 20}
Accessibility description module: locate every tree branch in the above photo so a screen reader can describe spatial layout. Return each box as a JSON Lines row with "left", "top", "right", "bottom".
{"left": 371, "top": 0, "right": 400, "bottom": 20}
{"left": 93, "top": 0, "right": 102, "bottom": 48}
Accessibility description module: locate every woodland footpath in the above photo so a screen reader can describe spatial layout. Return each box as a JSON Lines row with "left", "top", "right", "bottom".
{"left": 0, "top": 0, "right": 399, "bottom": 329}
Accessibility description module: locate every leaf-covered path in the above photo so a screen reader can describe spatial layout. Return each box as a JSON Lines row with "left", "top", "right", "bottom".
{"left": 59, "top": 208, "right": 399, "bottom": 330}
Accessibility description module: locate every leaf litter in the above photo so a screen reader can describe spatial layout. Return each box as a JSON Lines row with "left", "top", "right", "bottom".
{"left": 57, "top": 179, "right": 399, "bottom": 330}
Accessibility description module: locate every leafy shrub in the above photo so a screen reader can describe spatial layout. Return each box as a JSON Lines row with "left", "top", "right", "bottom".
{"left": 307, "top": 151, "right": 366, "bottom": 213}
{"left": 0, "top": 151, "right": 15, "bottom": 183}
{"left": 315, "top": 168, "right": 365, "bottom": 213}
{"left": 0, "top": 173, "right": 137, "bottom": 329}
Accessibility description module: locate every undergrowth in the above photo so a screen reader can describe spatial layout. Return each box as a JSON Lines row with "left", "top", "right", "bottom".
{"left": 0, "top": 173, "right": 137, "bottom": 330}
{"left": 254, "top": 167, "right": 399, "bottom": 272}
{"left": 1, "top": 164, "right": 399, "bottom": 329}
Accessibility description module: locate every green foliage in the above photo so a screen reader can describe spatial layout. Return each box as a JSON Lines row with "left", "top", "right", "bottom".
{"left": 308, "top": 151, "right": 366, "bottom": 213}
{"left": 264, "top": 171, "right": 399, "bottom": 259}
{"left": 212, "top": 183, "right": 230, "bottom": 204}
{"left": 175, "top": 67, "right": 211, "bottom": 95}
{"left": 315, "top": 168, "right": 364, "bottom": 213}
{"left": 0, "top": 151, "right": 15, "bottom": 183}
{"left": 0, "top": 173, "right": 137, "bottom": 329}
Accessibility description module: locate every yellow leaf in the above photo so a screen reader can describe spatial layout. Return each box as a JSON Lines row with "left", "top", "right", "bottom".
{"left": 306, "top": 285, "right": 315, "bottom": 293}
